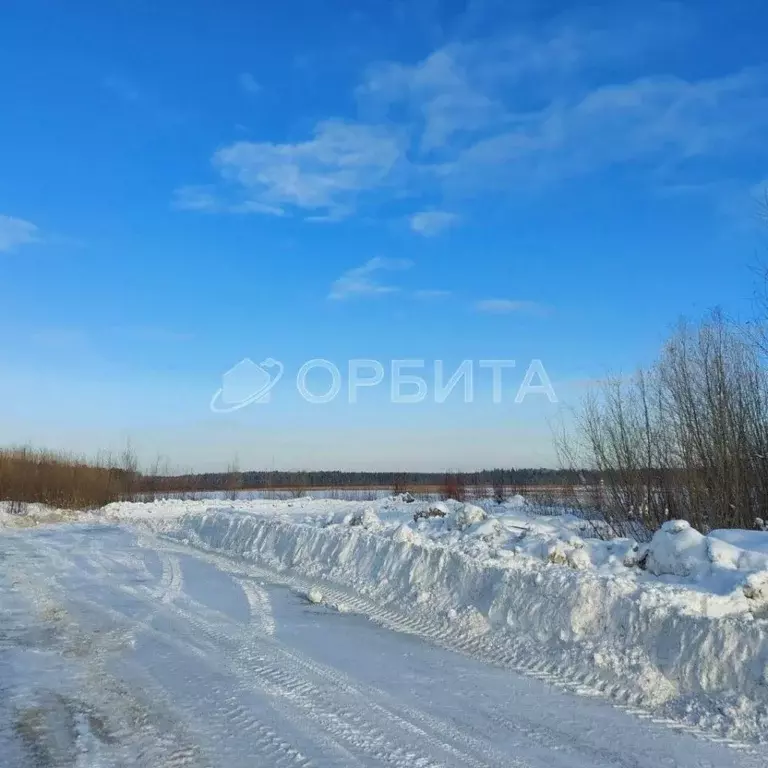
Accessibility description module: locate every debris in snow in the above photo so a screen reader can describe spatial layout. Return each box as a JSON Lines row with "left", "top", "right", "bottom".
{"left": 413, "top": 502, "right": 449, "bottom": 522}
{"left": 545, "top": 541, "right": 569, "bottom": 566}
{"left": 306, "top": 587, "right": 324, "bottom": 604}
{"left": 743, "top": 570, "right": 768, "bottom": 601}
{"left": 618, "top": 541, "right": 644, "bottom": 568}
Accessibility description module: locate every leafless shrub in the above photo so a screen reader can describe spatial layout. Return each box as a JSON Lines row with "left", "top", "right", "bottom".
{"left": 287, "top": 475, "right": 308, "bottom": 498}
{"left": 560, "top": 311, "right": 768, "bottom": 538}
{"left": 224, "top": 455, "right": 242, "bottom": 501}
{"left": 0, "top": 446, "right": 131, "bottom": 509}
{"left": 440, "top": 473, "right": 466, "bottom": 502}
{"left": 118, "top": 440, "right": 141, "bottom": 501}
{"left": 392, "top": 473, "right": 409, "bottom": 495}
{"left": 7, "top": 499, "right": 28, "bottom": 516}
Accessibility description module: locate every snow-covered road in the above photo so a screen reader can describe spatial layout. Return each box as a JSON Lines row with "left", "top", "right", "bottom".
{"left": 0, "top": 524, "right": 764, "bottom": 767}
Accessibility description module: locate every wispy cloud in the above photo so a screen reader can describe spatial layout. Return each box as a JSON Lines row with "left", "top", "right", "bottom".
{"left": 409, "top": 210, "right": 460, "bottom": 236}
{"left": 355, "top": 9, "right": 690, "bottom": 155}
{"left": 239, "top": 72, "right": 261, "bottom": 95}
{"left": 475, "top": 299, "right": 549, "bottom": 315}
{"left": 329, "top": 256, "right": 412, "bottom": 300}
{"left": 444, "top": 68, "right": 768, "bottom": 193}
{"left": 211, "top": 120, "right": 406, "bottom": 219}
{"left": 414, "top": 289, "right": 451, "bottom": 299}
{"left": 358, "top": 47, "right": 504, "bottom": 152}
{"left": 180, "top": 9, "right": 768, "bottom": 223}
{"left": 0, "top": 214, "right": 39, "bottom": 253}
{"left": 172, "top": 185, "right": 221, "bottom": 212}
{"left": 172, "top": 185, "right": 285, "bottom": 216}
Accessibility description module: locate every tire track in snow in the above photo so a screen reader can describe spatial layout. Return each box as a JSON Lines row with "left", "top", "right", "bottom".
{"left": 126, "top": 540, "right": 645, "bottom": 768}
{"left": 156, "top": 528, "right": 762, "bottom": 758}
{"left": 5, "top": 524, "right": 765, "bottom": 767}
{"left": 107, "top": 539, "right": 507, "bottom": 766}
{"left": 140, "top": 541, "right": 516, "bottom": 767}
{"left": 126, "top": 581, "right": 475, "bottom": 768}
{"left": 155, "top": 562, "right": 665, "bottom": 768}
{"left": 77, "top": 541, "right": 371, "bottom": 767}
{"left": 2, "top": 535, "right": 213, "bottom": 768}
{"left": 18, "top": 536, "right": 321, "bottom": 768}
{"left": 238, "top": 576, "right": 277, "bottom": 636}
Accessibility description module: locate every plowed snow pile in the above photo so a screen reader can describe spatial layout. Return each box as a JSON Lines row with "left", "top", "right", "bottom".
{"left": 101, "top": 496, "right": 768, "bottom": 742}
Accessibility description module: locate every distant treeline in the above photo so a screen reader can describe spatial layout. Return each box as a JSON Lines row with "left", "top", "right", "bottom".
{"left": 138, "top": 468, "right": 596, "bottom": 493}
{"left": 0, "top": 445, "right": 597, "bottom": 511}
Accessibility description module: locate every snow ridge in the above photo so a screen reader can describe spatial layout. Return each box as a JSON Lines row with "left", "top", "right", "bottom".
{"left": 143, "top": 508, "right": 768, "bottom": 744}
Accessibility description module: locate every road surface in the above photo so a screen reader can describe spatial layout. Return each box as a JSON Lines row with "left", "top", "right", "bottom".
{"left": 0, "top": 523, "right": 763, "bottom": 767}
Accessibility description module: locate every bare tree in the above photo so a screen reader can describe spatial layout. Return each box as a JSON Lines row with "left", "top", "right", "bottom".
{"left": 562, "top": 311, "right": 768, "bottom": 538}
{"left": 224, "top": 455, "right": 242, "bottom": 501}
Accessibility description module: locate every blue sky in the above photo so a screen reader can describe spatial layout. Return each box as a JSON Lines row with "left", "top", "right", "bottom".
{"left": 1, "top": 0, "right": 767, "bottom": 471}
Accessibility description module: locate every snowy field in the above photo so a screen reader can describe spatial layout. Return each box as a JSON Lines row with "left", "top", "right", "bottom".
{"left": 2, "top": 496, "right": 768, "bottom": 765}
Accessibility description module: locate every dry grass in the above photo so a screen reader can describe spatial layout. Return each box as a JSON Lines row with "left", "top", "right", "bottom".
{"left": 0, "top": 447, "right": 135, "bottom": 510}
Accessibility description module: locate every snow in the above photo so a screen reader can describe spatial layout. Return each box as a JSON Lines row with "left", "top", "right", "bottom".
{"left": 306, "top": 586, "right": 324, "bottom": 604}
{"left": 96, "top": 494, "right": 768, "bottom": 616}
{"left": 447, "top": 502, "right": 487, "bottom": 531}
{"left": 6, "top": 494, "right": 768, "bottom": 744}
{"left": 2, "top": 522, "right": 763, "bottom": 767}
{"left": 644, "top": 520, "right": 709, "bottom": 577}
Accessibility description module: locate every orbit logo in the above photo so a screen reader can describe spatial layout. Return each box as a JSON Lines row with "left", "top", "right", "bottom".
{"left": 209, "top": 358, "right": 284, "bottom": 412}
{"left": 210, "top": 358, "right": 557, "bottom": 412}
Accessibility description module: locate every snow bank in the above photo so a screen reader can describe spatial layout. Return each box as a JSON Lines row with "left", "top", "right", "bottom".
{"left": 0, "top": 501, "right": 97, "bottom": 528}
{"left": 103, "top": 496, "right": 768, "bottom": 611}
{"left": 105, "top": 497, "right": 768, "bottom": 743}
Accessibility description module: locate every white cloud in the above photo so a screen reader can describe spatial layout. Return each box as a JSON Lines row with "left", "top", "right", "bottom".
{"left": 475, "top": 299, "right": 549, "bottom": 315}
{"left": 358, "top": 24, "right": 768, "bottom": 196}
{"left": 181, "top": 14, "right": 768, "bottom": 223}
{"left": 359, "top": 47, "right": 504, "bottom": 152}
{"left": 172, "top": 185, "right": 220, "bottom": 212}
{"left": 439, "top": 68, "right": 768, "bottom": 194}
{"left": 409, "top": 210, "right": 460, "bottom": 236}
{"left": 329, "top": 256, "right": 412, "bottom": 300}
{"left": 213, "top": 120, "right": 405, "bottom": 218}
{"left": 355, "top": 16, "right": 677, "bottom": 154}
{"left": 414, "top": 289, "right": 451, "bottom": 299}
{"left": 0, "top": 214, "right": 39, "bottom": 252}
{"left": 232, "top": 200, "right": 286, "bottom": 216}
{"left": 239, "top": 72, "right": 261, "bottom": 95}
